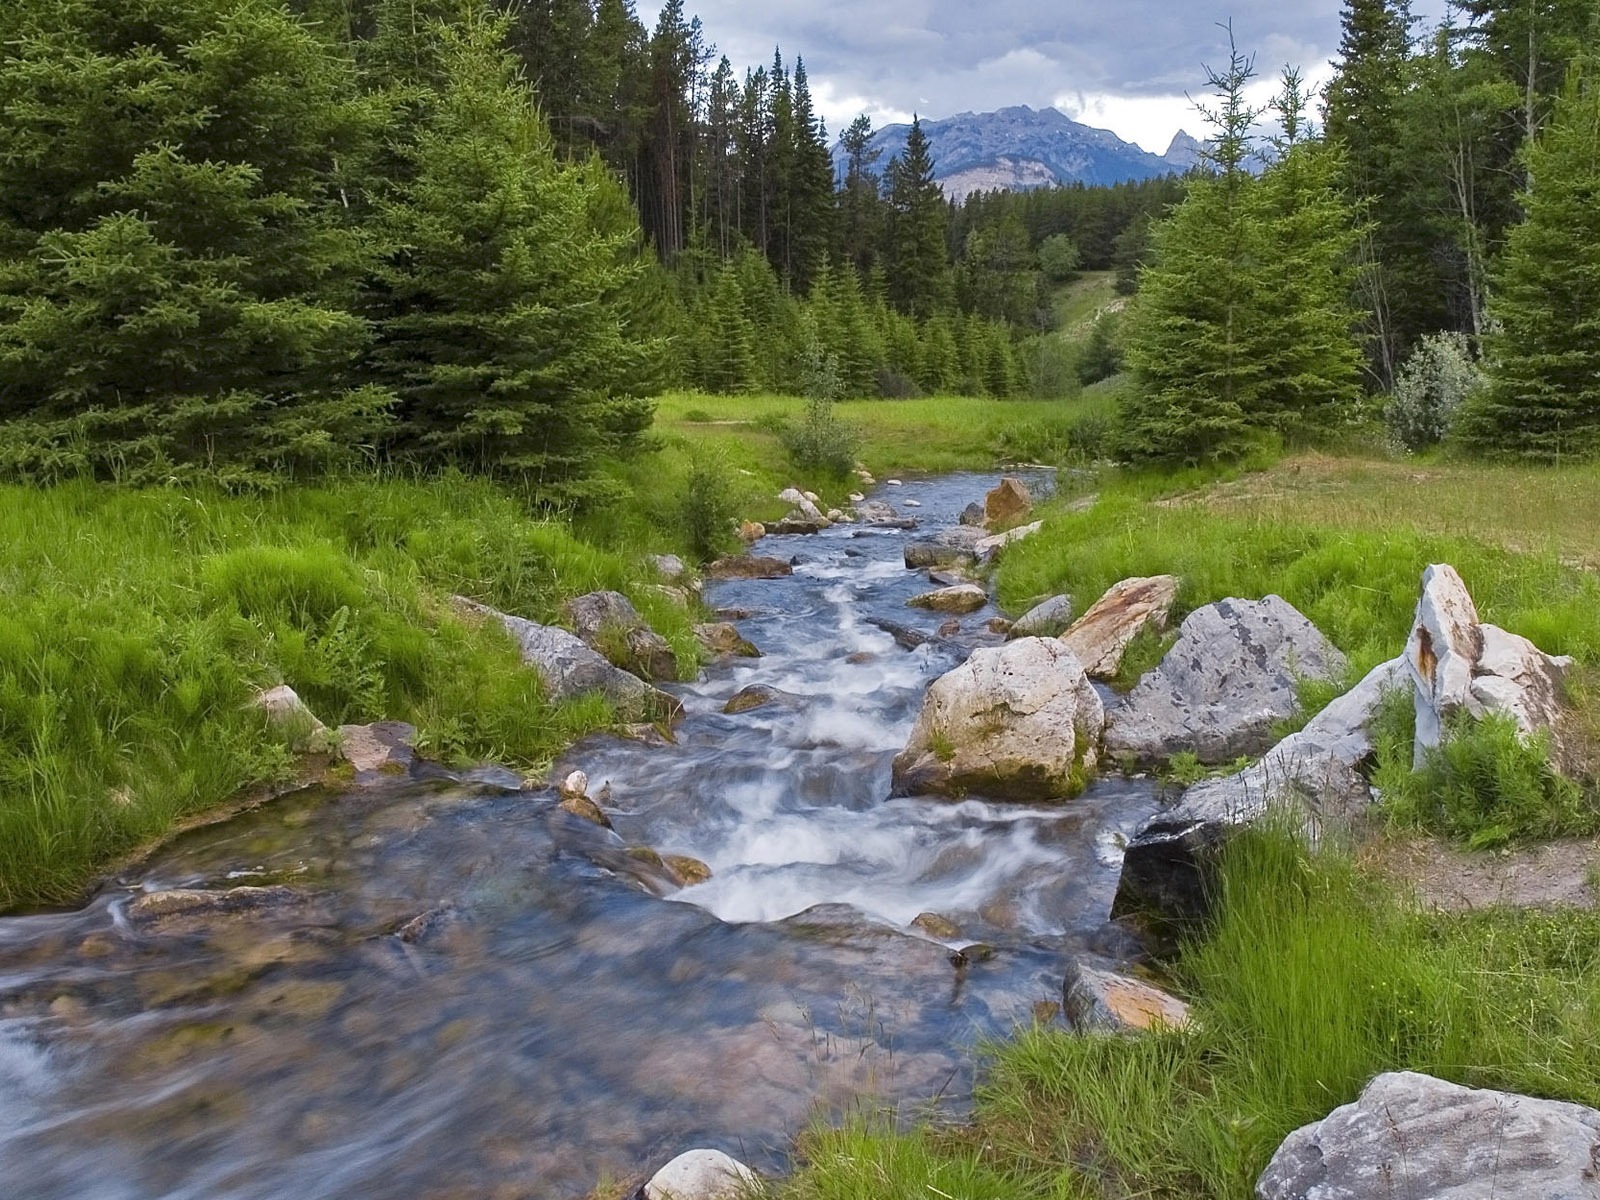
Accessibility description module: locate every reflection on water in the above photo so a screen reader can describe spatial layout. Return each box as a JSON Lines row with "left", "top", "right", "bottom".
{"left": 0, "top": 472, "right": 1159, "bottom": 1199}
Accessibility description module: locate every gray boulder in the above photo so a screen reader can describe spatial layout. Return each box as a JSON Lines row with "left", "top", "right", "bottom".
{"left": 777, "top": 487, "right": 826, "bottom": 524}
{"left": 563, "top": 590, "right": 678, "bottom": 683}
{"left": 1114, "top": 657, "right": 1403, "bottom": 927}
{"left": 1257, "top": 1071, "right": 1600, "bottom": 1200}
{"left": 975, "top": 519, "right": 1043, "bottom": 560}
{"left": 1009, "top": 595, "right": 1074, "bottom": 639}
{"left": 707, "top": 554, "right": 793, "bottom": 580}
{"left": 253, "top": 685, "right": 331, "bottom": 752}
{"left": 644, "top": 1148, "right": 759, "bottom": 1200}
{"left": 960, "top": 501, "right": 986, "bottom": 526}
{"left": 649, "top": 554, "right": 688, "bottom": 582}
{"left": 1406, "top": 563, "right": 1573, "bottom": 766}
{"left": 1104, "top": 595, "right": 1347, "bottom": 765}
{"left": 453, "top": 597, "right": 680, "bottom": 721}
{"left": 904, "top": 525, "right": 985, "bottom": 569}
{"left": 891, "top": 637, "right": 1103, "bottom": 801}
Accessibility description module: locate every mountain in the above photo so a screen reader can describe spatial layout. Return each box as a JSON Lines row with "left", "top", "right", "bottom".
{"left": 835, "top": 105, "right": 1199, "bottom": 201}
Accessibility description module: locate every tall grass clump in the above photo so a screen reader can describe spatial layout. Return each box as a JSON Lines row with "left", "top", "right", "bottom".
{"left": 0, "top": 476, "right": 693, "bottom": 911}
{"left": 781, "top": 829, "right": 1600, "bottom": 1199}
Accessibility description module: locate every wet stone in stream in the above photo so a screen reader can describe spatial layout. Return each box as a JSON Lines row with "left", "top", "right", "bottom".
{"left": 0, "top": 471, "right": 1162, "bottom": 1200}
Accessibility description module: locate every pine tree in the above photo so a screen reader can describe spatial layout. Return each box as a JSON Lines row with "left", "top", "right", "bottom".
{"left": 363, "top": 14, "right": 657, "bottom": 499}
{"left": 837, "top": 114, "right": 885, "bottom": 275}
{"left": 1459, "top": 64, "right": 1600, "bottom": 459}
{"left": 883, "top": 117, "right": 953, "bottom": 318}
{"left": 0, "top": 0, "right": 387, "bottom": 482}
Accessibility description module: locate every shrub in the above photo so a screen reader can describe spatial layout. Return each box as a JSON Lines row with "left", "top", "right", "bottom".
{"left": 1385, "top": 332, "right": 1484, "bottom": 452}
{"left": 781, "top": 398, "right": 861, "bottom": 480}
{"left": 1077, "top": 313, "right": 1124, "bottom": 385}
{"left": 874, "top": 368, "right": 922, "bottom": 399}
{"left": 1037, "top": 233, "right": 1082, "bottom": 282}
{"left": 680, "top": 450, "right": 739, "bottom": 563}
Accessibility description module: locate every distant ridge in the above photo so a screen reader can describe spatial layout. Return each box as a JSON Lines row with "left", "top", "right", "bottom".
{"left": 835, "top": 105, "right": 1199, "bottom": 201}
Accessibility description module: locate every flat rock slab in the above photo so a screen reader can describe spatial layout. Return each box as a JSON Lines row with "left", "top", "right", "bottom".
{"left": 975, "top": 520, "right": 1043, "bottom": 558}
{"left": 1256, "top": 1071, "right": 1600, "bottom": 1200}
{"left": 1063, "top": 960, "right": 1190, "bottom": 1033}
{"left": 1062, "top": 575, "right": 1180, "bottom": 679}
{"left": 707, "top": 555, "right": 793, "bottom": 580}
{"left": 1104, "top": 595, "right": 1347, "bottom": 765}
{"left": 338, "top": 721, "right": 416, "bottom": 774}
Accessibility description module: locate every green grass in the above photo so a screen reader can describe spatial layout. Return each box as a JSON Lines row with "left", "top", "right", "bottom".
{"left": 1051, "top": 271, "right": 1123, "bottom": 338}
{"left": 0, "top": 474, "right": 699, "bottom": 911}
{"left": 780, "top": 830, "right": 1600, "bottom": 1199}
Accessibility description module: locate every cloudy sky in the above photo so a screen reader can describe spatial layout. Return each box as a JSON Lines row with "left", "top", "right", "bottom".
{"left": 639, "top": 2, "right": 1442, "bottom": 154}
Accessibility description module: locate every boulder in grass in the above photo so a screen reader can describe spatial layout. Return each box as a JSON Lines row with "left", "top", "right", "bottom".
{"left": 563, "top": 591, "right": 678, "bottom": 683}
{"left": 337, "top": 721, "right": 416, "bottom": 774}
{"left": 1063, "top": 960, "right": 1191, "bottom": 1033}
{"left": 1104, "top": 595, "right": 1347, "bottom": 766}
{"left": 1256, "top": 1071, "right": 1600, "bottom": 1200}
{"left": 644, "top": 1149, "right": 759, "bottom": 1200}
{"left": 1061, "top": 575, "right": 1180, "bottom": 679}
{"left": 984, "top": 476, "right": 1033, "bottom": 528}
{"left": 1009, "top": 595, "right": 1074, "bottom": 639}
{"left": 254, "top": 685, "right": 331, "bottom": 752}
{"left": 975, "top": 520, "right": 1043, "bottom": 559}
{"left": 891, "top": 637, "right": 1103, "bottom": 801}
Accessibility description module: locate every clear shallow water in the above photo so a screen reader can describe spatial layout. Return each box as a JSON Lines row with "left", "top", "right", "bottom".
{"left": 0, "top": 472, "right": 1160, "bottom": 1199}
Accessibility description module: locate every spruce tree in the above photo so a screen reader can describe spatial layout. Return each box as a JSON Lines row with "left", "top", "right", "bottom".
{"left": 1459, "top": 64, "right": 1600, "bottom": 459}
{"left": 364, "top": 14, "right": 657, "bottom": 499}
{"left": 883, "top": 117, "right": 953, "bottom": 318}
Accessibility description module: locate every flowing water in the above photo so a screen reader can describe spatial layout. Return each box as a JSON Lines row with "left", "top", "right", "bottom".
{"left": 0, "top": 471, "right": 1160, "bottom": 1200}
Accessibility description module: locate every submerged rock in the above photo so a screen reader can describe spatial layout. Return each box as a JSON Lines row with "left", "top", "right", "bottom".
{"left": 1061, "top": 575, "right": 1180, "bottom": 679}
{"left": 1009, "top": 595, "right": 1074, "bottom": 639}
{"left": 1063, "top": 960, "right": 1191, "bottom": 1033}
{"left": 644, "top": 1149, "right": 758, "bottom": 1200}
{"left": 891, "top": 638, "right": 1102, "bottom": 801}
{"left": 706, "top": 554, "right": 793, "bottom": 581}
{"left": 128, "top": 885, "right": 304, "bottom": 925}
{"left": 907, "top": 584, "right": 988, "bottom": 614}
{"left": 722, "top": 684, "right": 800, "bottom": 715}
{"left": 984, "top": 476, "right": 1033, "bottom": 528}
{"left": 1256, "top": 1071, "right": 1600, "bottom": 1200}
{"left": 910, "top": 912, "right": 963, "bottom": 940}
{"left": 694, "top": 623, "right": 761, "bottom": 659}
{"left": 1104, "top": 595, "right": 1347, "bottom": 765}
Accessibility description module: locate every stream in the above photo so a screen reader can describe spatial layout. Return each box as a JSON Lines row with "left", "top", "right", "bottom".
{"left": 0, "top": 471, "right": 1162, "bottom": 1200}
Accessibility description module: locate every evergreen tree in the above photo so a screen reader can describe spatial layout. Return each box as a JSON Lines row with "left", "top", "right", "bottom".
{"left": 0, "top": 0, "right": 386, "bottom": 482}
{"left": 1459, "top": 64, "right": 1600, "bottom": 459}
{"left": 883, "top": 117, "right": 953, "bottom": 318}
{"left": 786, "top": 59, "right": 836, "bottom": 292}
{"left": 837, "top": 114, "right": 885, "bottom": 275}
{"left": 363, "top": 15, "right": 656, "bottom": 499}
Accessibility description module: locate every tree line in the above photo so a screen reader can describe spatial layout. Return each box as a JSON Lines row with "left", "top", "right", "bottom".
{"left": 1118, "top": 1, "right": 1600, "bottom": 464}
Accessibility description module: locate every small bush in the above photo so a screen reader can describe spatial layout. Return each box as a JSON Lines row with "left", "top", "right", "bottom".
{"left": 1038, "top": 233, "right": 1082, "bottom": 282}
{"left": 1385, "top": 332, "right": 1484, "bottom": 452}
{"left": 681, "top": 408, "right": 713, "bottom": 423}
{"left": 874, "top": 368, "right": 922, "bottom": 399}
{"left": 1374, "top": 699, "right": 1598, "bottom": 849}
{"left": 680, "top": 450, "right": 739, "bottom": 563}
{"left": 781, "top": 398, "right": 861, "bottom": 480}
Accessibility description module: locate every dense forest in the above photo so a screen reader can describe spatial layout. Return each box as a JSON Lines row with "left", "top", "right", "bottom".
{"left": 0, "top": 0, "right": 1595, "bottom": 500}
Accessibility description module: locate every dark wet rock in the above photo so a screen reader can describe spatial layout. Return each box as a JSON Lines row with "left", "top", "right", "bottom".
{"left": 395, "top": 906, "right": 458, "bottom": 945}
{"left": 903, "top": 526, "right": 985, "bottom": 569}
{"left": 856, "top": 499, "right": 899, "bottom": 524}
{"left": 127, "top": 886, "right": 305, "bottom": 925}
{"left": 453, "top": 597, "right": 681, "bottom": 720}
{"left": 1113, "top": 658, "right": 1405, "bottom": 930}
{"left": 770, "top": 516, "right": 826, "bottom": 535}
{"left": 892, "top": 638, "right": 1103, "bottom": 801}
{"left": 907, "top": 584, "right": 988, "bottom": 614}
{"left": 1010, "top": 595, "right": 1074, "bottom": 639}
{"left": 694, "top": 622, "right": 761, "bottom": 659}
{"left": 937, "top": 619, "right": 962, "bottom": 637}
{"left": 707, "top": 554, "right": 793, "bottom": 580}
{"left": 845, "top": 651, "right": 876, "bottom": 665}
{"left": 1062, "top": 575, "right": 1180, "bottom": 679}
{"left": 643, "top": 1148, "right": 758, "bottom": 1200}
{"left": 1104, "top": 595, "right": 1347, "bottom": 765}
{"left": 960, "top": 501, "right": 986, "bottom": 526}
{"left": 986, "top": 618, "right": 1014, "bottom": 636}
{"left": 723, "top": 684, "right": 804, "bottom": 715}
{"left": 951, "top": 943, "right": 996, "bottom": 965}
{"left": 337, "top": 721, "right": 415, "bottom": 774}
{"left": 563, "top": 590, "right": 678, "bottom": 683}
{"left": 714, "top": 607, "right": 756, "bottom": 621}
{"left": 984, "top": 477, "right": 1033, "bottom": 528}
{"left": 1063, "top": 959, "right": 1190, "bottom": 1032}
{"left": 865, "top": 617, "right": 967, "bottom": 661}
{"left": 1256, "top": 1071, "right": 1600, "bottom": 1200}
{"left": 559, "top": 792, "right": 613, "bottom": 830}
{"left": 911, "top": 912, "right": 963, "bottom": 940}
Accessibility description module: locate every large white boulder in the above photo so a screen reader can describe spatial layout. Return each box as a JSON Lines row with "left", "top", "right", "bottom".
{"left": 644, "top": 1148, "right": 758, "bottom": 1200}
{"left": 1104, "top": 595, "right": 1347, "bottom": 765}
{"left": 1257, "top": 1071, "right": 1600, "bottom": 1200}
{"left": 891, "top": 638, "right": 1103, "bottom": 801}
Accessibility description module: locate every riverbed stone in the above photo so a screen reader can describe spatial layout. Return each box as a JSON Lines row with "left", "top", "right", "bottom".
{"left": 778, "top": 487, "right": 826, "bottom": 524}
{"left": 1255, "top": 1071, "right": 1600, "bottom": 1200}
{"left": 984, "top": 477, "right": 1033, "bottom": 528}
{"left": 453, "top": 597, "right": 680, "bottom": 720}
{"left": 1406, "top": 563, "right": 1573, "bottom": 766}
{"left": 663, "top": 855, "right": 713, "bottom": 887}
{"left": 1061, "top": 575, "right": 1181, "bottom": 679}
{"left": 644, "top": 1149, "right": 759, "bottom": 1200}
{"left": 1063, "top": 960, "right": 1191, "bottom": 1033}
{"left": 975, "top": 520, "right": 1043, "bottom": 559}
{"left": 1010, "top": 595, "right": 1074, "bottom": 639}
{"left": 907, "top": 584, "right": 988, "bottom": 614}
{"left": 1114, "top": 657, "right": 1405, "bottom": 929}
{"left": 707, "top": 554, "right": 793, "bottom": 580}
{"left": 891, "top": 637, "right": 1103, "bottom": 801}
{"left": 911, "top": 912, "right": 963, "bottom": 940}
{"left": 960, "top": 501, "right": 986, "bottom": 526}
{"left": 722, "top": 684, "right": 798, "bottom": 715}
{"left": 903, "top": 525, "right": 985, "bottom": 569}
{"left": 337, "top": 721, "right": 415, "bottom": 774}
{"left": 1104, "top": 595, "right": 1347, "bottom": 765}
{"left": 694, "top": 622, "right": 761, "bottom": 659}
{"left": 128, "top": 886, "right": 304, "bottom": 925}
